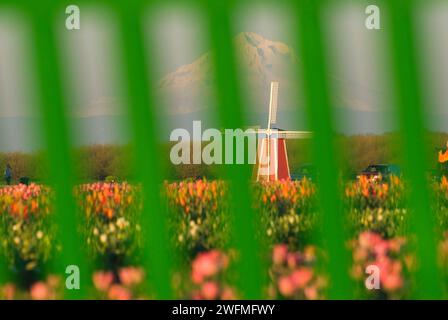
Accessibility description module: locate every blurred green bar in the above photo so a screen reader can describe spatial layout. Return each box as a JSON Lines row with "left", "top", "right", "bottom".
{"left": 29, "top": 1, "right": 89, "bottom": 299}
{"left": 386, "top": 0, "right": 443, "bottom": 299}
{"left": 203, "top": 0, "right": 265, "bottom": 299}
{"left": 0, "top": 3, "right": 12, "bottom": 289}
{"left": 116, "top": 0, "right": 173, "bottom": 299}
{"left": 293, "top": 0, "right": 353, "bottom": 299}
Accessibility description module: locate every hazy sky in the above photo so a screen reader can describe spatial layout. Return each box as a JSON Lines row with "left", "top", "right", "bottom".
{"left": 0, "top": 12, "right": 34, "bottom": 118}
{"left": 0, "top": 10, "right": 42, "bottom": 151}
{"left": 0, "top": 3, "right": 446, "bottom": 152}
{"left": 417, "top": 2, "right": 448, "bottom": 131}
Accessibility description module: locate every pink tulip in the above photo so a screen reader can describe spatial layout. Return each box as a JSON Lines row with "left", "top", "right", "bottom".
{"left": 359, "top": 231, "right": 382, "bottom": 249}
{"left": 286, "top": 253, "right": 298, "bottom": 269}
{"left": 291, "top": 267, "right": 313, "bottom": 289}
{"left": 376, "top": 257, "right": 392, "bottom": 276}
{"left": 374, "top": 240, "right": 389, "bottom": 257}
{"left": 108, "top": 284, "right": 132, "bottom": 300}
{"left": 201, "top": 281, "right": 219, "bottom": 300}
{"left": 192, "top": 252, "right": 219, "bottom": 281}
{"left": 93, "top": 271, "right": 114, "bottom": 292}
{"left": 278, "top": 276, "right": 295, "bottom": 297}
{"left": 30, "top": 282, "right": 50, "bottom": 300}
{"left": 304, "top": 285, "right": 318, "bottom": 300}
{"left": 382, "top": 273, "right": 403, "bottom": 291}
{"left": 191, "top": 269, "right": 204, "bottom": 285}
{"left": 119, "top": 267, "right": 144, "bottom": 287}
{"left": 272, "top": 244, "right": 288, "bottom": 265}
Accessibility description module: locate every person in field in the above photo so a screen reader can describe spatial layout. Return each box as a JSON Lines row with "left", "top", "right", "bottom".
{"left": 4, "top": 164, "right": 12, "bottom": 185}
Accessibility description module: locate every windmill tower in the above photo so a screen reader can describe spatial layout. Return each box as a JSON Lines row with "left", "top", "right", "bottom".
{"left": 256, "top": 82, "right": 312, "bottom": 181}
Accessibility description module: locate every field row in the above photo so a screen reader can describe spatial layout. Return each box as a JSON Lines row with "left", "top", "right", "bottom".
{"left": 0, "top": 176, "right": 447, "bottom": 299}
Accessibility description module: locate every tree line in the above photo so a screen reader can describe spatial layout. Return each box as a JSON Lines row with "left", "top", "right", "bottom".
{"left": 1, "top": 132, "right": 447, "bottom": 183}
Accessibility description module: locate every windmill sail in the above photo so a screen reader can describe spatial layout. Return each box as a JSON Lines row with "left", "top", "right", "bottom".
{"left": 255, "top": 129, "right": 313, "bottom": 139}
{"left": 267, "top": 81, "right": 279, "bottom": 129}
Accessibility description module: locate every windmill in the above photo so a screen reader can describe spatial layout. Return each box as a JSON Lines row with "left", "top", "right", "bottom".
{"left": 256, "top": 81, "right": 312, "bottom": 181}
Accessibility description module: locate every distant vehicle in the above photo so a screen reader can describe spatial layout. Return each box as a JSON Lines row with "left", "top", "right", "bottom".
{"left": 19, "top": 177, "right": 30, "bottom": 185}
{"left": 290, "top": 164, "right": 317, "bottom": 182}
{"left": 358, "top": 164, "right": 401, "bottom": 182}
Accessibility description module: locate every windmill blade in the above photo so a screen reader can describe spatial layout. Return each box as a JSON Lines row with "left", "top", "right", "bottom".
{"left": 254, "top": 129, "right": 312, "bottom": 139}
{"left": 268, "top": 81, "right": 279, "bottom": 128}
{"left": 255, "top": 129, "right": 269, "bottom": 137}
{"left": 273, "top": 131, "right": 313, "bottom": 139}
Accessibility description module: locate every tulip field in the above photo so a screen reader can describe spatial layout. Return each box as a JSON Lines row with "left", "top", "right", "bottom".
{"left": 0, "top": 176, "right": 446, "bottom": 299}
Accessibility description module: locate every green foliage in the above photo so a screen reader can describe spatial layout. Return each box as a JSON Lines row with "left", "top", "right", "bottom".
{"left": 165, "top": 180, "right": 230, "bottom": 259}
{"left": 73, "top": 145, "right": 134, "bottom": 182}
{"left": 105, "top": 176, "right": 119, "bottom": 183}
{"left": 0, "top": 185, "right": 55, "bottom": 280}
{"left": 344, "top": 175, "right": 407, "bottom": 238}
{"left": 74, "top": 183, "right": 142, "bottom": 269}
{"left": 347, "top": 208, "right": 407, "bottom": 239}
{"left": 0, "top": 152, "right": 48, "bottom": 184}
{"left": 253, "top": 179, "right": 318, "bottom": 249}
{"left": 434, "top": 176, "right": 448, "bottom": 232}
{"left": 1, "top": 132, "right": 447, "bottom": 183}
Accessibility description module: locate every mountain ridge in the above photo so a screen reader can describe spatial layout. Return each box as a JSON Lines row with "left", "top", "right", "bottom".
{"left": 157, "top": 32, "right": 302, "bottom": 115}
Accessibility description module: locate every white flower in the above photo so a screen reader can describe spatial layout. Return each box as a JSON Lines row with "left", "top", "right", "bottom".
{"left": 116, "top": 217, "right": 128, "bottom": 229}
{"left": 100, "top": 234, "right": 107, "bottom": 243}
{"left": 36, "top": 231, "right": 44, "bottom": 239}
{"left": 189, "top": 222, "right": 198, "bottom": 237}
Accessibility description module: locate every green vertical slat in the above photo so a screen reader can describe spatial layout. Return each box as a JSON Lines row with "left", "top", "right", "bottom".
{"left": 29, "top": 2, "right": 89, "bottom": 299}
{"left": 0, "top": 3, "right": 12, "bottom": 288}
{"left": 116, "top": 0, "right": 173, "bottom": 299}
{"left": 293, "top": 0, "right": 352, "bottom": 299}
{"left": 386, "top": 0, "right": 443, "bottom": 299}
{"left": 203, "top": 0, "right": 264, "bottom": 299}
{"left": 0, "top": 3, "right": 10, "bottom": 288}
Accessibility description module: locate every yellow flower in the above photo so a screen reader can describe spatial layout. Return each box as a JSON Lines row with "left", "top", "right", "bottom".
{"left": 116, "top": 217, "right": 127, "bottom": 229}
{"left": 109, "top": 223, "right": 116, "bottom": 233}
{"left": 100, "top": 234, "right": 107, "bottom": 243}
